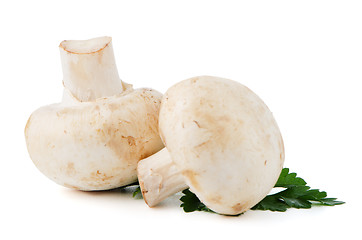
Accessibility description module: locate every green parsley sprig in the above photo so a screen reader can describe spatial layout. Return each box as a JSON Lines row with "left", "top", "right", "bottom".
{"left": 129, "top": 168, "right": 344, "bottom": 214}
{"left": 180, "top": 168, "right": 345, "bottom": 214}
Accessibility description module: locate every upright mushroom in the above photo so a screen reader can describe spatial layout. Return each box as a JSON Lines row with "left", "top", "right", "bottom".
{"left": 25, "top": 36, "right": 164, "bottom": 190}
{"left": 137, "top": 76, "right": 284, "bottom": 215}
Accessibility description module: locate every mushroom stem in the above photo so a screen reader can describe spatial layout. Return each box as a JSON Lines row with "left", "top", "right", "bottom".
{"left": 59, "top": 36, "right": 125, "bottom": 102}
{"left": 137, "top": 148, "right": 188, "bottom": 207}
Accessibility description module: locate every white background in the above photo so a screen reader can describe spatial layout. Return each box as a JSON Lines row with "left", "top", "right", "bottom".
{"left": 1, "top": 0, "right": 361, "bottom": 239}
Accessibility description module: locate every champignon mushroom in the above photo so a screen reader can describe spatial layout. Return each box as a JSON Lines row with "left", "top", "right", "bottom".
{"left": 25, "top": 36, "right": 164, "bottom": 191}
{"left": 137, "top": 76, "right": 284, "bottom": 215}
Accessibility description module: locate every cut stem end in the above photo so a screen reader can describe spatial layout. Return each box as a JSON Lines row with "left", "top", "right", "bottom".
{"left": 137, "top": 148, "right": 188, "bottom": 207}
{"left": 59, "top": 36, "right": 125, "bottom": 102}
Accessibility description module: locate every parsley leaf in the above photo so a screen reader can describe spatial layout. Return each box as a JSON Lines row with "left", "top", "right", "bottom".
{"left": 180, "top": 168, "right": 345, "bottom": 214}
{"left": 132, "top": 186, "right": 142, "bottom": 198}
{"left": 117, "top": 182, "right": 143, "bottom": 198}
{"left": 275, "top": 168, "right": 307, "bottom": 187}
{"left": 180, "top": 189, "right": 214, "bottom": 213}
{"left": 250, "top": 195, "right": 289, "bottom": 212}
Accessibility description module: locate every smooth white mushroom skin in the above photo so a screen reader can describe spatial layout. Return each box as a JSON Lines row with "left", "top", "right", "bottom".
{"left": 25, "top": 37, "right": 164, "bottom": 190}
{"left": 139, "top": 76, "right": 285, "bottom": 215}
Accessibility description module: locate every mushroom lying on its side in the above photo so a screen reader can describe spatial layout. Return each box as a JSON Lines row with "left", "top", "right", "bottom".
{"left": 25, "top": 37, "right": 164, "bottom": 191}
{"left": 138, "top": 76, "right": 284, "bottom": 215}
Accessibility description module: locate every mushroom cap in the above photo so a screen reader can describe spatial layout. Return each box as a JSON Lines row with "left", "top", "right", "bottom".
{"left": 159, "top": 76, "right": 284, "bottom": 215}
{"left": 25, "top": 88, "right": 164, "bottom": 190}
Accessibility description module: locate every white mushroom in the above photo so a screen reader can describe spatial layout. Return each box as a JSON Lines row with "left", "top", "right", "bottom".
{"left": 25, "top": 36, "right": 164, "bottom": 191}
{"left": 137, "top": 76, "right": 284, "bottom": 215}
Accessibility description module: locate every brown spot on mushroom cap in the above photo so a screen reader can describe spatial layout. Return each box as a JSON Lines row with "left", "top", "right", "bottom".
{"left": 279, "top": 137, "right": 285, "bottom": 161}
{"left": 182, "top": 170, "right": 201, "bottom": 191}
{"left": 107, "top": 103, "right": 119, "bottom": 112}
{"left": 80, "top": 170, "right": 115, "bottom": 188}
{"left": 63, "top": 183, "right": 80, "bottom": 190}
{"left": 190, "top": 76, "right": 199, "bottom": 84}
{"left": 193, "top": 120, "right": 201, "bottom": 128}
{"left": 231, "top": 203, "right": 247, "bottom": 213}
{"left": 66, "top": 162, "right": 76, "bottom": 176}
{"left": 207, "top": 195, "right": 222, "bottom": 204}
{"left": 125, "top": 136, "right": 136, "bottom": 146}
{"left": 232, "top": 203, "right": 242, "bottom": 212}
{"left": 194, "top": 140, "right": 211, "bottom": 148}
